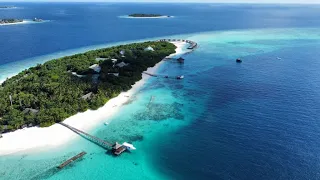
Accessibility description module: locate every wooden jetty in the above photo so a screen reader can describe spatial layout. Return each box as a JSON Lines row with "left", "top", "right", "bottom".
{"left": 143, "top": 72, "right": 158, "bottom": 77}
{"left": 143, "top": 72, "right": 184, "bottom": 80}
{"left": 58, "top": 151, "right": 87, "bottom": 169}
{"left": 59, "top": 122, "right": 129, "bottom": 156}
{"left": 59, "top": 122, "right": 113, "bottom": 148}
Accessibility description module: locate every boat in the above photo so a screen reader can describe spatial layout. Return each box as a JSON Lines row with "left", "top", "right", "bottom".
{"left": 104, "top": 122, "right": 109, "bottom": 125}
{"left": 122, "top": 142, "right": 136, "bottom": 151}
{"left": 277, "top": 57, "right": 282, "bottom": 60}
{"left": 176, "top": 75, "right": 184, "bottom": 79}
{"left": 236, "top": 58, "right": 242, "bottom": 63}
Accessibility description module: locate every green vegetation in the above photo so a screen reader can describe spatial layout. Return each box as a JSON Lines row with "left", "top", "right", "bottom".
{"left": 0, "top": 19, "right": 23, "bottom": 24}
{"left": 128, "top": 14, "right": 168, "bottom": 17}
{"left": 0, "top": 41, "right": 176, "bottom": 132}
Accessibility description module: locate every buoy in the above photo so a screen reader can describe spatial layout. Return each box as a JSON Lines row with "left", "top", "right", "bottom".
{"left": 236, "top": 58, "right": 242, "bottom": 63}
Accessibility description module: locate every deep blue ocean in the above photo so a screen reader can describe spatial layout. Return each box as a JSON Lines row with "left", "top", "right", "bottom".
{"left": 1, "top": 3, "right": 320, "bottom": 180}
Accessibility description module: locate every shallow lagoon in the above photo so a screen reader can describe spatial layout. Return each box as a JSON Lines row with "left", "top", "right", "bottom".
{"left": 1, "top": 3, "right": 320, "bottom": 180}
{"left": 1, "top": 28, "right": 320, "bottom": 179}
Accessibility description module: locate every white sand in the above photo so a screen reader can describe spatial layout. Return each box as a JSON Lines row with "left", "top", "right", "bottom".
{"left": 0, "top": 20, "right": 49, "bottom": 27}
{"left": 0, "top": 20, "right": 31, "bottom": 26}
{"left": 0, "top": 41, "right": 188, "bottom": 156}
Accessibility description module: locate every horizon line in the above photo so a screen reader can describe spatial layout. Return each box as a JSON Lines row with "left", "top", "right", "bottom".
{"left": 1, "top": 1, "right": 320, "bottom": 5}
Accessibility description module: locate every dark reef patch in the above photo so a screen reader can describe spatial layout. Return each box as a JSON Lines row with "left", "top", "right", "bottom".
{"left": 121, "top": 134, "right": 144, "bottom": 142}
{"left": 133, "top": 102, "right": 184, "bottom": 121}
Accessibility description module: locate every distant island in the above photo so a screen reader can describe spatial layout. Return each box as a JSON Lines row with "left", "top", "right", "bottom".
{"left": 0, "top": 19, "right": 23, "bottom": 25}
{"left": 0, "top": 41, "right": 176, "bottom": 133}
{"left": 128, "top": 14, "right": 171, "bottom": 18}
{"left": 0, "top": 6, "right": 16, "bottom": 9}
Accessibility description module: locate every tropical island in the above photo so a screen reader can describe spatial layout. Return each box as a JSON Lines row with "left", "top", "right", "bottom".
{"left": 0, "top": 6, "right": 16, "bottom": 9}
{"left": 128, "top": 13, "right": 171, "bottom": 18}
{"left": 0, "top": 19, "right": 23, "bottom": 24}
{"left": 0, "top": 41, "right": 176, "bottom": 133}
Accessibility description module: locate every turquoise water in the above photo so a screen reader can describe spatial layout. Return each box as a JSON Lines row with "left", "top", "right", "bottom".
{"left": 1, "top": 28, "right": 320, "bottom": 179}
{"left": 2, "top": 2, "right": 320, "bottom": 179}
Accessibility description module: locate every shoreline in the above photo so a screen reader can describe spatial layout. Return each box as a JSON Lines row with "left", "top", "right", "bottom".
{"left": 119, "top": 15, "right": 173, "bottom": 19}
{"left": 0, "top": 20, "right": 49, "bottom": 26}
{"left": 0, "top": 41, "right": 188, "bottom": 156}
{"left": 0, "top": 20, "right": 30, "bottom": 26}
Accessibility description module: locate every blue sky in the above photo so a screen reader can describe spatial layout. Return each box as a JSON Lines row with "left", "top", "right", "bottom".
{"left": 0, "top": 0, "right": 319, "bottom": 3}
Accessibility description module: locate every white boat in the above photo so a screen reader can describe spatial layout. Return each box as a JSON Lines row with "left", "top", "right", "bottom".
{"left": 122, "top": 142, "right": 136, "bottom": 150}
{"left": 104, "top": 122, "right": 109, "bottom": 125}
{"left": 277, "top": 57, "right": 282, "bottom": 60}
{"left": 177, "top": 75, "right": 184, "bottom": 79}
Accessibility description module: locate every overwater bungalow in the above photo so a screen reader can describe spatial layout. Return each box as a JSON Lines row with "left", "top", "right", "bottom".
{"left": 112, "top": 142, "right": 136, "bottom": 155}
{"left": 112, "top": 142, "right": 127, "bottom": 156}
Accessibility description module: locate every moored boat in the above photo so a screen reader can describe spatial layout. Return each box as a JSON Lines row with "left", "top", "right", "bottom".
{"left": 236, "top": 58, "right": 242, "bottom": 63}
{"left": 176, "top": 75, "right": 184, "bottom": 79}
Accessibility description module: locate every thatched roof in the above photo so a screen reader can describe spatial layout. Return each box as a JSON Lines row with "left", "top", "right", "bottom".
{"left": 81, "top": 92, "right": 93, "bottom": 100}
{"left": 22, "top": 108, "right": 39, "bottom": 114}
{"left": 116, "top": 62, "right": 129, "bottom": 68}
{"left": 113, "top": 142, "right": 122, "bottom": 149}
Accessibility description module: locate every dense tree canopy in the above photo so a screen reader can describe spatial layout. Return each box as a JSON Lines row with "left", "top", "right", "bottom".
{"left": 0, "top": 19, "right": 23, "bottom": 24}
{"left": 128, "top": 14, "right": 164, "bottom": 17}
{"left": 0, "top": 41, "right": 176, "bottom": 132}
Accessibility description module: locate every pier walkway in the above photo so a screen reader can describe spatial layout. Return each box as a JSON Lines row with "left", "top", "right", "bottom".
{"left": 58, "top": 151, "right": 87, "bottom": 169}
{"left": 143, "top": 72, "right": 184, "bottom": 79}
{"left": 59, "top": 122, "right": 113, "bottom": 149}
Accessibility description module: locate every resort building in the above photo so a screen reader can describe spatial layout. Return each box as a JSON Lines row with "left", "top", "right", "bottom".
{"left": 89, "top": 64, "right": 101, "bottom": 73}
{"left": 112, "top": 142, "right": 126, "bottom": 155}
{"left": 22, "top": 108, "right": 39, "bottom": 114}
{"left": 144, "top": 46, "right": 154, "bottom": 51}
{"left": 116, "top": 62, "right": 129, "bottom": 68}
{"left": 108, "top": 73, "right": 119, "bottom": 77}
{"left": 95, "top": 57, "right": 108, "bottom": 61}
{"left": 120, "top": 50, "right": 125, "bottom": 57}
{"left": 81, "top": 92, "right": 93, "bottom": 100}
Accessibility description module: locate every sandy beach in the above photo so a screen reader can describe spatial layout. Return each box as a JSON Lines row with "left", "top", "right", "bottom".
{"left": 0, "top": 20, "right": 31, "bottom": 26}
{"left": 0, "top": 41, "right": 188, "bottom": 156}
{"left": 0, "top": 20, "right": 49, "bottom": 26}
